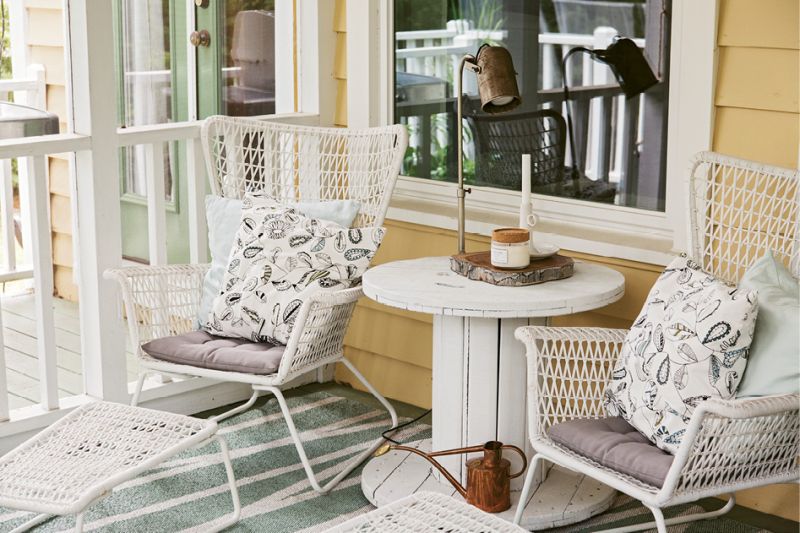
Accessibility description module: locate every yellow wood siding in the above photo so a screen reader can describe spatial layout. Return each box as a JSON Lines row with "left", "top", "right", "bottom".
{"left": 25, "top": 4, "right": 75, "bottom": 299}
{"left": 335, "top": 0, "right": 799, "bottom": 521}
{"left": 713, "top": 0, "right": 800, "bottom": 168}
{"left": 333, "top": 0, "right": 348, "bottom": 126}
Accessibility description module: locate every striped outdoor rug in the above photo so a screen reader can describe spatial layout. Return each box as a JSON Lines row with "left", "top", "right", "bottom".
{"left": 0, "top": 388, "right": 790, "bottom": 532}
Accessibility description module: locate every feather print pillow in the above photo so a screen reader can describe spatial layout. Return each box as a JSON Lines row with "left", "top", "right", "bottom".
{"left": 204, "top": 194, "right": 385, "bottom": 345}
{"left": 604, "top": 255, "right": 758, "bottom": 454}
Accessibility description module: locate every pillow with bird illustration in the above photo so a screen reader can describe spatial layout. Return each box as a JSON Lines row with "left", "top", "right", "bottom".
{"left": 204, "top": 194, "right": 384, "bottom": 345}
{"left": 603, "top": 255, "right": 759, "bottom": 454}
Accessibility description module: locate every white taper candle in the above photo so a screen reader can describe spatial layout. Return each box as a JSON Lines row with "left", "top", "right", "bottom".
{"left": 520, "top": 154, "right": 532, "bottom": 229}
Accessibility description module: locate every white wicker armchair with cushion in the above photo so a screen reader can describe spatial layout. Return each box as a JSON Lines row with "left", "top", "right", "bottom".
{"left": 513, "top": 152, "right": 800, "bottom": 532}
{"left": 105, "top": 116, "right": 408, "bottom": 494}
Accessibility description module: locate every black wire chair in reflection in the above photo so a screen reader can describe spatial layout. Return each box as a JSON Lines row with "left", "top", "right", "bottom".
{"left": 465, "top": 106, "right": 565, "bottom": 192}
{"left": 464, "top": 102, "right": 616, "bottom": 202}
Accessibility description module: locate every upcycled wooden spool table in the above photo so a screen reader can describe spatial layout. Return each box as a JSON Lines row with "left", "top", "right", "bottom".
{"left": 360, "top": 256, "right": 625, "bottom": 530}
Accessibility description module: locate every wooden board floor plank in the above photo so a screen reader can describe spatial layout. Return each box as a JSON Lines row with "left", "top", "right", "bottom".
{"left": 3, "top": 347, "right": 83, "bottom": 396}
{"left": 2, "top": 294, "right": 81, "bottom": 335}
{"left": 2, "top": 309, "right": 83, "bottom": 354}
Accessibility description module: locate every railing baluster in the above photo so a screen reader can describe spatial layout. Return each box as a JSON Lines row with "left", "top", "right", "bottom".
{"left": 0, "top": 305, "right": 9, "bottom": 422}
{"left": 596, "top": 95, "right": 614, "bottom": 181}
{"left": 0, "top": 159, "right": 15, "bottom": 272}
{"left": 619, "top": 94, "right": 641, "bottom": 205}
{"left": 27, "top": 155, "right": 58, "bottom": 410}
{"left": 186, "top": 137, "right": 208, "bottom": 264}
{"left": 145, "top": 143, "right": 168, "bottom": 266}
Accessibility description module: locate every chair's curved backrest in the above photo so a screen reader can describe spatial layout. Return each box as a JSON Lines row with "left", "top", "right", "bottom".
{"left": 201, "top": 116, "right": 408, "bottom": 228}
{"left": 689, "top": 152, "right": 799, "bottom": 284}
{"left": 465, "top": 108, "right": 566, "bottom": 191}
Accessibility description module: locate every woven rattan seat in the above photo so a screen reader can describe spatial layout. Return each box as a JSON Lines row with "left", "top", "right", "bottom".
{"left": 325, "top": 491, "right": 526, "bottom": 533}
{"left": 0, "top": 401, "right": 239, "bottom": 532}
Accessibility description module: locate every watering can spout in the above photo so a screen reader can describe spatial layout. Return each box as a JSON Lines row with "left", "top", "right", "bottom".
{"left": 375, "top": 443, "right": 469, "bottom": 497}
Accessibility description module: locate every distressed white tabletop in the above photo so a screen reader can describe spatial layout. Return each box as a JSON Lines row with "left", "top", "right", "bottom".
{"left": 363, "top": 256, "right": 625, "bottom": 318}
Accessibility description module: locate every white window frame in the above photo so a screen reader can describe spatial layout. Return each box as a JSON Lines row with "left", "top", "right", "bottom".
{"left": 348, "top": 0, "right": 718, "bottom": 265}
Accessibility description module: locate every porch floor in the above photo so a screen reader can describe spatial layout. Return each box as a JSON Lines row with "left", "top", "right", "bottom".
{"left": 0, "top": 382, "right": 795, "bottom": 531}
{"left": 1, "top": 292, "right": 139, "bottom": 410}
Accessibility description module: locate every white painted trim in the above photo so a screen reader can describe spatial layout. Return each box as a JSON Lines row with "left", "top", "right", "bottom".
{"left": 274, "top": 0, "right": 295, "bottom": 114}
{"left": 665, "top": 0, "right": 719, "bottom": 254}
{"left": 352, "top": 0, "right": 718, "bottom": 264}
{"left": 297, "top": 0, "right": 336, "bottom": 124}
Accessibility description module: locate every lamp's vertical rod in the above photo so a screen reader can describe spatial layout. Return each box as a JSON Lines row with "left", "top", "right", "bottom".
{"left": 456, "top": 55, "right": 475, "bottom": 255}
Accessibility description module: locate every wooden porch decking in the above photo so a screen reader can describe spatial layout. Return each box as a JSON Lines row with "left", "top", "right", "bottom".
{"left": 1, "top": 292, "right": 139, "bottom": 410}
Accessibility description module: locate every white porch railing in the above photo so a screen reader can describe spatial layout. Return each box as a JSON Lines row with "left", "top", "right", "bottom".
{"left": 0, "top": 112, "right": 319, "bottom": 450}
{"left": 0, "top": 64, "right": 47, "bottom": 284}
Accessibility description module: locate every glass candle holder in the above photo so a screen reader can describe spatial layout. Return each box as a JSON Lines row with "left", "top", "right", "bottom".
{"left": 491, "top": 228, "right": 530, "bottom": 269}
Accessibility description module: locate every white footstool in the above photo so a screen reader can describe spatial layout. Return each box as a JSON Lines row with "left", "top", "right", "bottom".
{"left": 326, "top": 491, "right": 527, "bottom": 532}
{"left": 0, "top": 401, "right": 240, "bottom": 533}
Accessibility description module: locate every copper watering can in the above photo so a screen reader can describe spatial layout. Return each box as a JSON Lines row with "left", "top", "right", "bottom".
{"left": 375, "top": 441, "right": 527, "bottom": 513}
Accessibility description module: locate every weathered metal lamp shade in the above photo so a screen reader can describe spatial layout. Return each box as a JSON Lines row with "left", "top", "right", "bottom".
{"left": 475, "top": 45, "right": 521, "bottom": 114}
{"left": 592, "top": 38, "right": 658, "bottom": 98}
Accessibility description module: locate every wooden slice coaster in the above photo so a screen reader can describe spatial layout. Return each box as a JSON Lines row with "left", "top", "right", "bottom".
{"left": 450, "top": 251, "right": 574, "bottom": 286}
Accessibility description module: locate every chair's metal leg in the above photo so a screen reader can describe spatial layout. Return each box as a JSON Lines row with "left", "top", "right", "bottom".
{"left": 9, "top": 513, "right": 51, "bottom": 533}
{"left": 74, "top": 512, "right": 85, "bottom": 533}
{"left": 513, "top": 453, "right": 542, "bottom": 525}
{"left": 649, "top": 506, "right": 667, "bottom": 533}
{"left": 598, "top": 495, "right": 735, "bottom": 533}
{"left": 341, "top": 357, "right": 399, "bottom": 429}
{"left": 130, "top": 372, "right": 148, "bottom": 406}
{"left": 210, "top": 389, "right": 260, "bottom": 423}
{"left": 205, "top": 436, "right": 241, "bottom": 532}
{"left": 259, "top": 384, "right": 388, "bottom": 495}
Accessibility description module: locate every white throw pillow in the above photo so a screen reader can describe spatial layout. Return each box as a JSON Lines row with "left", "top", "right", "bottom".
{"left": 204, "top": 195, "right": 384, "bottom": 345}
{"left": 197, "top": 195, "right": 360, "bottom": 326}
{"left": 604, "top": 255, "right": 758, "bottom": 454}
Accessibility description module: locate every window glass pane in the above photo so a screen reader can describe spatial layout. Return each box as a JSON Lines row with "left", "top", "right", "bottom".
{"left": 393, "top": 0, "right": 670, "bottom": 212}
{"left": 118, "top": 0, "right": 175, "bottom": 200}
{"left": 221, "top": 1, "right": 276, "bottom": 117}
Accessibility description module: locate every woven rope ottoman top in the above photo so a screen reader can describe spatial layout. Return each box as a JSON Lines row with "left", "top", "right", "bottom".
{"left": 0, "top": 401, "right": 217, "bottom": 516}
{"left": 325, "top": 491, "right": 527, "bottom": 532}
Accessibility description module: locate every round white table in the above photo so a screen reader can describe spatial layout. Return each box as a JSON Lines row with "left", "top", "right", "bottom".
{"left": 360, "top": 256, "right": 625, "bottom": 530}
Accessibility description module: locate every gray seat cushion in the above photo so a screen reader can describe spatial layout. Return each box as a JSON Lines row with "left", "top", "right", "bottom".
{"left": 142, "top": 330, "right": 285, "bottom": 375}
{"left": 547, "top": 416, "right": 673, "bottom": 488}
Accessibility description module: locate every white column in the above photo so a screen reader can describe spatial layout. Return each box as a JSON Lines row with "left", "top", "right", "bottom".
{"left": 346, "top": 0, "right": 382, "bottom": 128}
{"left": 274, "top": 1, "right": 294, "bottom": 114}
{"left": 298, "top": 0, "right": 336, "bottom": 125}
{"left": 66, "top": 0, "right": 128, "bottom": 402}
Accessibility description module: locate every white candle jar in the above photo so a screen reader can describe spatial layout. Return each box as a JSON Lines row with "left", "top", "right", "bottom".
{"left": 491, "top": 228, "right": 530, "bottom": 269}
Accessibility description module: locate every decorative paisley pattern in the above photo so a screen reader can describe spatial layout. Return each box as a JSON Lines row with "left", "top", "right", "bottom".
{"left": 204, "top": 194, "right": 385, "bottom": 345}
{"left": 604, "top": 255, "right": 758, "bottom": 454}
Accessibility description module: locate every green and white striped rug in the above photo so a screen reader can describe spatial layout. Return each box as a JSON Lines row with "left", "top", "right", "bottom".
{"left": 0, "top": 386, "right": 794, "bottom": 532}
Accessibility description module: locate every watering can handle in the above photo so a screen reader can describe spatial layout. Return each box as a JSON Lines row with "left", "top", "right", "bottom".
{"left": 501, "top": 444, "right": 528, "bottom": 479}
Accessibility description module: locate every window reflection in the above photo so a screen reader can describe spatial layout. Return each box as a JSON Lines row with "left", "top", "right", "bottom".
{"left": 394, "top": 0, "right": 670, "bottom": 212}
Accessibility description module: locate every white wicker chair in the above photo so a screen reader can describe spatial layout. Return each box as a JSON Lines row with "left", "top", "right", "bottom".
{"left": 106, "top": 116, "right": 408, "bottom": 494}
{"left": 513, "top": 152, "right": 800, "bottom": 532}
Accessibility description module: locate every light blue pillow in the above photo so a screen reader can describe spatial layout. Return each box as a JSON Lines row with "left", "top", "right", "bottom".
{"left": 196, "top": 195, "right": 360, "bottom": 327}
{"left": 736, "top": 251, "right": 800, "bottom": 397}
